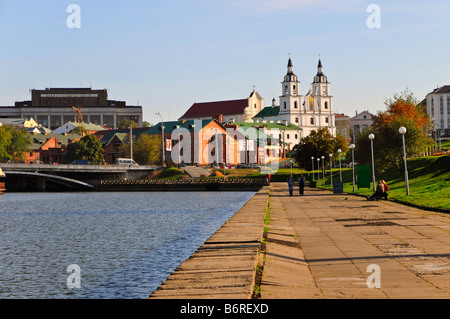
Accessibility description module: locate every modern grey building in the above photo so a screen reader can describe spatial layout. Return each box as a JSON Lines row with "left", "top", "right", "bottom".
{"left": 0, "top": 88, "right": 143, "bottom": 130}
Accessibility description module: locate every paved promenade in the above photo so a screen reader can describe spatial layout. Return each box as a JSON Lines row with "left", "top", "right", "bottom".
{"left": 261, "top": 183, "right": 450, "bottom": 299}
{"left": 149, "top": 182, "right": 450, "bottom": 299}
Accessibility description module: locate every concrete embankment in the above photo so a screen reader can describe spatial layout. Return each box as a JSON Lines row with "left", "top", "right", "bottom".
{"left": 149, "top": 186, "right": 269, "bottom": 299}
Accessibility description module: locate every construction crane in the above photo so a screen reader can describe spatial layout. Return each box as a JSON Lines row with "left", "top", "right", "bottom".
{"left": 72, "top": 106, "right": 83, "bottom": 123}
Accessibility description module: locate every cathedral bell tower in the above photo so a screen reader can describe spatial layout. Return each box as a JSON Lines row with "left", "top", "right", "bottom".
{"left": 279, "top": 55, "right": 301, "bottom": 116}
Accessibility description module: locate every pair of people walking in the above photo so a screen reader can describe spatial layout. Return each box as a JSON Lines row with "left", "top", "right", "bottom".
{"left": 287, "top": 174, "right": 305, "bottom": 196}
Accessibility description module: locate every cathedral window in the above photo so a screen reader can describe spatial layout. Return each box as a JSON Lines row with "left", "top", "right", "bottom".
{"left": 325, "top": 117, "right": 329, "bottom": 124}
{"left": 294, "top": 101, "right": 298, "bottom": 109}
{"left": 293, "top": 85, "right": 296, "bottom": 94}
{"left": 310, "top": 117, "right": 314, "bottom": 125}
{"left": 295, "top": 117, "right": 298, "bottom": 123}
{"left": 325, "top": 101, "right": 328, "bottom": 109}
{"left": 284, "top": 102, "right": 287, "bottom": 109}
{"left": 285, "top": 85, "right": 289, "bottom": 94}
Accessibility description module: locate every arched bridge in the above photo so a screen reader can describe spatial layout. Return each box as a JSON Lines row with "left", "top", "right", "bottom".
{"left": 0, "top": 164, "right": 159, "bottom": 192}
{"left": 4, "top": 171, "right": 95, "bottom": 192}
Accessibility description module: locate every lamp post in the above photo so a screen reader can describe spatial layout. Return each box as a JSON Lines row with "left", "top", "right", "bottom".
{"left": 399, "top": 127, "right": 410, "bottom": 195}
{"left": 329, "top": 153, "right": 333, "bottom": 186}
{"left": 317, "top": 158, "right": 321, "bottom": 185}
{"left": 337, "top": 148, "right": 342, "bottom": 182}
{"left": 130, "top": 125, "right": 133, "bottom": 160}
{"left": 349, "top": 144, "right": 355, "bottom": 192}
{"left": 368, "top": 133, "right": 376, "bottom": 192}
{"left": 321, "top": 156, "right": 325, "bottom": 186}
{"left": 155, "top": 112, "right": 165, "bottom": 167}
{"left": 311, "top": 157, "right": 315, "bottom": 181}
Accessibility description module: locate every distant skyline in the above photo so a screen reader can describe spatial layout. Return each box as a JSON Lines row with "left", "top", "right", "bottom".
{"left": 0, "top": 0, "right": 449, "bottom": 125}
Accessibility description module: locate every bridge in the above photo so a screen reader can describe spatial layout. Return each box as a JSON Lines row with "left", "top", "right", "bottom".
{"left": 0, "top": 164, "right": 159, "bottom": 192}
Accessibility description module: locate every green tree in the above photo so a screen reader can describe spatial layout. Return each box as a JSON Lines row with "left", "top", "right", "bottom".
{"left": 293, "top": 128, "right": 348, "bottom": 170}
{"left": 355, "top": 91, "right": 433, "bottom": 174}
{"left": 118, "top": 118, "right": 138, "bottom": 129}
{"left": 65, "top": 134, "right": 104, "bottom": 164}
{"left": 119, "top": 133, "right": 161, "bottom": 165}
{"left": 0, "top": 125, "right": 31, "bottom": 162}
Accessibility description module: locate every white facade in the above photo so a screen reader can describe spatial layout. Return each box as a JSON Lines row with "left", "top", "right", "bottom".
{"left": 349, "top": 110, "right": 374, "bottom": 141}
{"left": 426, "top": 85, "right": 450, "bottom": 137}
{"left": 253, "top": 57, "right": 335, "bottom": 139}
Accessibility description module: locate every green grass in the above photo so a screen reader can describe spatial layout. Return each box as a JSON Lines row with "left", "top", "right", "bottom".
{"left": 317, "top": 155, "right": 450, "bottom": 210}
{"left": 157, "top": 167, "right": 186, "bottom": 180}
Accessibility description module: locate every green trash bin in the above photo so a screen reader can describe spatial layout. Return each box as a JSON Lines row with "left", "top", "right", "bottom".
{"left": 310, "top": 181, "right": 316, "bottom": 188}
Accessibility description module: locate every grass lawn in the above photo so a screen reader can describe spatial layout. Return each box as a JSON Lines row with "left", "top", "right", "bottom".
{"left": 319, "top": 155, "right": 450, "bottom": 210}
{"left": 157, "top": 167, "right": 186, "bottom": 180}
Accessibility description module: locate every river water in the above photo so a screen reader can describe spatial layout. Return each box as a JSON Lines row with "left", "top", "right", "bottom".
{"left": 0, "top": 191, "right": 255, "bottom": 299}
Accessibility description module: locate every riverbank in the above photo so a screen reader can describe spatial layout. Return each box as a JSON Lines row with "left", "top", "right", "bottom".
{"left": 149, "top": 186, "right": 269, "bottom": 298}
{"left": 150, "top": 182, "right": 450, "bottom": 299}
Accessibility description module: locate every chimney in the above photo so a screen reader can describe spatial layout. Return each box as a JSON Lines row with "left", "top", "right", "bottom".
{"left": 213, "top": 114, "right": 223, "bottom": 123}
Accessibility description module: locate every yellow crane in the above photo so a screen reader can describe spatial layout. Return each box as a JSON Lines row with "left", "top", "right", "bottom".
{"left": 72, "top": 106, "right": 83, "bottom": 123}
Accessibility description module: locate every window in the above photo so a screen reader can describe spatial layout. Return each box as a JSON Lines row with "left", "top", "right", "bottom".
{"left": 284, "top": 102, "right": 287, "bottom": 109}
{"left": 294, "top": 101, "right": 298, "bottom": 109}
{"left": 285, "top": 85, "right": 288, "bottom": 94}
{"left": 324, "top": 101, "right": 328, "bottom": 109}
{"left": 295, "top": 117, "right": 298, "bottom": 123}
{"left": 325, "top": 117, "right": 329, "bottom": 124}
{"left": 310, "top": 117, "right": 314, "bottom": 125}
{"left": 295, "top": 134, "right": 298, "bottom": 139}
{"left": 254, "top": 103, "right": 257, "bottom": 108}
{"left": 293, "top": 85, "right": 296, "bottom": 94}
{"left": 287, "top": 134, "right": 290, "bottom": 139}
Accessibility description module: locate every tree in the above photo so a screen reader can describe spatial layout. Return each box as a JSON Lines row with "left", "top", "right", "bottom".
{"left": 119, "top": 133, "right": 161, "bottom": 165}
{"left": 65, "top": 134, "right": 104, "bottom": 164}
{"left": 293, "top": 128, "right": 348, "bottom": 170}
{"left": 118, "top": 118, "right": 138, "bottom": 129}
{"left": 0, "top": 125, "right": 31, "bottom": 162}
{"left": 355, "top": 90, "right": 433, "bottom": 174}
{"left": 373, "top": 89, "right": 430, "bottom": 130}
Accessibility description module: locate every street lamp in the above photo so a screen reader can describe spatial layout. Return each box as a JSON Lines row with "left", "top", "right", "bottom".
{"left": 368, "top": 133, "right": 376, "bottom": 192}
{"left": 349, "top": 144, "right": 355, "bottom": 192}
{"left": 337, "top": 148, "right": 342, "bottom": 182}
{"left": 155, "top": 112, "right": 165, "bottom": 167}
{"left": 329, "top": 153, "right": 333, "bottom": 186}
{"left": 321, "top": 156, "right": 325, "bottom": 186}
{"left": 399, "top": 127, "right": 410, "bottom": 195}
{"left": 317, "top": 158, "right": 321, "bottom": 185}
{"left": 311, "top": 157, "right": 315, "bottom": 181}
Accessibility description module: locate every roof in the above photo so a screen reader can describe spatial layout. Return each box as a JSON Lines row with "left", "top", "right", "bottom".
{"left": 147, "top": 119, "right": 221, "bottom": 134}
{"left": 63, "top": 121, "right": 106, "bottom": 131}
{"left": 178, "top": 99, "right": 248, "bottom": 120}
{"left": 229, "top": 122, "right": 301, "bottom": 131}
{"left": 253, "top": 106, "right": 280, "bottom": 119}
{"left": 429, "top": 85, "right": 450, "bottom": 95}
{"left": 29, "top": 133, "right": 83, "bottom": 150}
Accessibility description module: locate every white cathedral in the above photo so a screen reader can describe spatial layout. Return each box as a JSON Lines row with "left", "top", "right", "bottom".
{"left": 253, "top": 56, "right": 335, "bottom": 138}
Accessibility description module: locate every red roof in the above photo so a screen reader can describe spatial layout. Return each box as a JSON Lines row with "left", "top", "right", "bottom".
{"left": 179, "top": 99, "right": 248, "bottom": 120}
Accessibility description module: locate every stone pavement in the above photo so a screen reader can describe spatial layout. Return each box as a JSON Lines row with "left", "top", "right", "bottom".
{"left": 261, "top": 183, "right": 450, "bottom": 299}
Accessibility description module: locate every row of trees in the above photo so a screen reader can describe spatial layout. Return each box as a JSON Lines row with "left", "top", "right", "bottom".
{"left": 293, "top": 90, "right": 433, "bottom": 175}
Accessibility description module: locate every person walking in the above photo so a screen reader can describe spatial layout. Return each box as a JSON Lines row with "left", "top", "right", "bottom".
{"left": 287, "top": 175, "right": 294, "bottom": 196}
{"left": 298, "top": 174, "right": 305, "bottom": 196}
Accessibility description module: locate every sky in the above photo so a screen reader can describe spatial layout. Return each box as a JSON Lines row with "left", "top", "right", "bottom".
{"left": 0, "top": 0, "right": 449, "bottom": 125}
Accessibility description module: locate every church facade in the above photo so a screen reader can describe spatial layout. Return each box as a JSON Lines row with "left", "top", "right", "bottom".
{"left": 253, "top": 56, "right": 335, "bottom": 139}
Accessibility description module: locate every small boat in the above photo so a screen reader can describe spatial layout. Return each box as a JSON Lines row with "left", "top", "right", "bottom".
{"left": 0, "top": 167, "right": 6, "bottom": 193}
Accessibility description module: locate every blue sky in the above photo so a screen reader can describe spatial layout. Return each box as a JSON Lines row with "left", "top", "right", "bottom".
{"left": 0, "top": 0, "right": 449, "bottom": 125}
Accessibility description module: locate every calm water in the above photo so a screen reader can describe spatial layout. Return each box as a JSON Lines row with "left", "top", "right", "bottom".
{"left": 0, "top": 191, "right": 255, "bottom": 299}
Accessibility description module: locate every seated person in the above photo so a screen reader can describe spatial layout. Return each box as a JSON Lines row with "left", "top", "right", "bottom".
{"left": 367, "top": 180, "right": 388, "bottom": 201}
